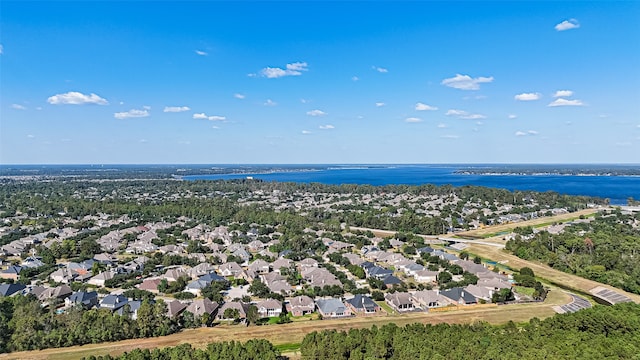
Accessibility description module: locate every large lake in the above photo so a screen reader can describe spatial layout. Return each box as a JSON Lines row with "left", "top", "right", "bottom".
{"left": 184, "top": 165, "right": 640, "bottom": 205}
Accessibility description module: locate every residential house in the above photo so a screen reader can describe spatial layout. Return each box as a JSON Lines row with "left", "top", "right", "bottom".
{"left": 163, "top": 267, "right": 188, "bottom": 282}
{"left": 217, "top": 301, "right": 249, "bottom": 321}
{"left": 185, "top": 298, "right": 219, "bottom": 318}
{"left": 476, "top": 278, "right": 511, "bottom": 291}
{"left": 88, "top": 271, "right": 116, "bottom": 287}
{"left": 65, "top": 291, "right": 99, "bottom": 309}
{"left": 232, "top": 248, "right": 251, "bottom": 264}
{"left": 301, "top": 267, "right": 342, "bottom": 288}
{"left": 343, "top": 253, "right": 364, "bottom": 266}
{"left": 188, "top": 263, "right": 217, "bottom": 278}
{"left": 248, "top": 259, "right": 270, "bottom": 275}
{"left": 116, "top": 300, "right": 144, "bottom": 319}
{"left": 256, "top": 299, "right": 283, "bottom": 318}
{"left": 247, "top": 240, "right": 265, "bottom": 252}
{"left": 345, "top": 294, "right": 381, "bottom": 315}
{"left": 297, "top": 258, "right": 319, "bottom": 272}
{"left": 366, "top": 266, "right": 393, "bottom": 280}
{"left": 100, "top": 294, "right": 129, "bottom": 311}
{"left": 199, "top": 272, "right": 227, "bottom": 284}
{"left": 417, "top": 246, "right": 435, "bottom": 255}
{"left": 0, "top": 265, "right": 22, "bottom": 281}
{"left": 413, "top": 270, "right": 439, "bottom": 283}
{"left": 381, "top": 275, "right": 402, "bottom": 288}
{"left": 412, "top": 290, "right": 451, "bottom": 309}
{"left": 0, "top": 283, "right": 26, "bottom": 297}
{"left": 38, "top": 285, "right": 73, "bottom": 302}
{"left": 166, "top": 300, "right": 188, "bottom": 318}
{"left": 396, "top": 261, "right": 424, "bottom": 276}
{"left": 93, "top": 253, "right": 118, "bottom": 266}
{"left": 185, "top": 279, "right": 211, "bottom": 296}
{"left": 287, "top": 295, "right": 315, "bottom": 316}
{"left": 50, "top": 267, "right": 78, "bottom": 284}
{"left": 464, "top": 284, "right": 493, "bottom": 302}
{"left": 385, "top": 292, "right": 416, "bottom": 312}
{"left": 316, "top": 298, "right": 352, "bottom": 319}
{"left": 260, "top": 272, "right": 292, "bottom": 294}
{"left": 270, "top": 258, "right": 293, "bottom": 273}
{"left": 440, "top": 287, "right": 478, "bottom": 305}
{"left": 137, "top": 278, "right": 162, "bottom": 293}
{"left": 21, "top": 256, "right": 45, "bottom": 269}
{"left": 219, "top": 262, "right": 243, "bottom": 278}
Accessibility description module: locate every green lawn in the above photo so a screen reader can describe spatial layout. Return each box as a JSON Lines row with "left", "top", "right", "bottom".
{"left": 376, "top": 300, "right": 395, "bottom": 315}
{"left": 515, "top": 286, "right": 536, "bottom": 297}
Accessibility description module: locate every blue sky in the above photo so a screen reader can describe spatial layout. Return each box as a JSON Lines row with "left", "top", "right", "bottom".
{"left": 1, "top": 1, "right": 639, "bottom": 164}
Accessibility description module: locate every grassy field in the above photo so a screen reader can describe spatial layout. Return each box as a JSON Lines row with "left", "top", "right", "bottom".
{"left": 0, "top": 291, "right": 568, "bottom": 360}
{"left": 455, "top": 208, "right": 599, "bottom": 239}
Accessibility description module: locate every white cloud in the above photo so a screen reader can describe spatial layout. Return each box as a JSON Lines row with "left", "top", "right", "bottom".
{"left": 440, "top": 135, "right": 459, "bottom": 139}
{"left": 143, "top": 105, "right": 151, "bottom": 110}
{"left": 193, "top": 113, "right": 225, "bottom": 121}
{"left": 0, "top": 44, "right": 3, "bottom": 54}
{"left": 375, "top": 102, "right": 385, "bottom": 107}
{"left": 476, "top": 121, "right": 484, "bottom": 126}
{"left": 319, "top": 124, "right": 335, "bottom": 130}
{"left": 445, "top": 109, "right": 486, "bottom": 119}
{"left": 139, "top": 139, "right": 148, "bottom": 143}
{"left": 373, "top": 66, "right": 388, "bottom": 73}
{"left": 555, "top": 19, "right": 580, "bottom": 31}
{"left": 195, "top": 50, "right": 208, "bottom": 56}
{"left": 12, "top": 104, "right": 27, "bottom": 110}
{"left": 514, "top": 92, "right": 541, "bottom": 101}
{"left": 307, "top": 109, "right": 326, "bottom": 116}
{"left": 441, "top": 74, "right": 494, "bottom": 90}
{"left": 548, "top": 98, "right": 585, "bottom": 107}
{"left": 415, "top": 102, "right": 438, "bottom": 111}
{"left": 352, "top": 76, "right": 359, "bottom": 81}
{"left": 300, "top": 99, "right": 309, "bottom": 104}
{"left": 508, "top": 114, "right": 517, "bottom": 119}
{"left": 405, "top": 117, "right": 422, "bottom": 123}
{"left": 47, "top": 91, "right": 108, "bottom": 105}
{"left": 27, "top": 134, "right": 35, "bottom": 138}
{"left": 437, "top": 123, "right": 447, "bottom": 128}
{"left": 553, "top": 90, "right": 574, "bottom": 98}
{"left": 264, "top": 99, "right": 277, "bottom": 106}
{"left": 259, "top": 62, "right": 308, "bottom": 78}
{"left": 114, "top": 109, "right": 149, "bottom": 119}
{"left": 301, "top": 130, "right": 312, "bottom": 135}
{"left": 234, "top": 93, "right": 245, "bottom": 99}
{"left": 515, "top": 130, "right": 539, "bottom": 136}
{"left": 163, "top": 106, "right": 190, "bottom": 113}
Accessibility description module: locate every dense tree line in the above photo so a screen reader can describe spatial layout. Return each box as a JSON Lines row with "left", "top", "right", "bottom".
{"left": 0, "top": 295, "right": 177, "bottom": 353}
{"left": 81, "top": 340, "right": 282, "bottom": 360}
{"left": 300, "top": 303, "right": 640, "bottom": 359}
{"left": 506, "top": 210, "right": 640, "bottom": 294}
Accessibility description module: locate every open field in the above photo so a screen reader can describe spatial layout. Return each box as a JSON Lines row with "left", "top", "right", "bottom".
{"left": 0, "top": 291, "right": 568, "bottom": 360}
{"left": 455, "top": 208, "right": 599, "bottom": 239}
